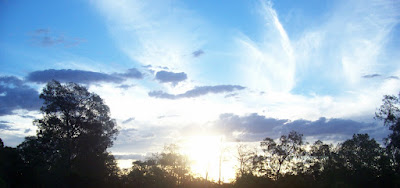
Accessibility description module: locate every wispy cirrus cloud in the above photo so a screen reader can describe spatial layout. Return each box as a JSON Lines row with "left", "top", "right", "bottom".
{"left": 231, "top": 0, "right": 400, "bottom": 124}
{"left": 237, "top": 0, "right": 400, "bottom": 95}
{"left": 92, "top": 0, "right": 207, "bottom": 73}
{"left": 236, "top": 0, "right": 295, "bottom": 93}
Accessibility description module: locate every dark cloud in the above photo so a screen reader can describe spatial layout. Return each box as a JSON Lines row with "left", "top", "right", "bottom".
{"left": 29, "top": 29, "right": 86, "bottom": 47}
{"left": 192, "top": 49, "right": 204, "bottom": 57}
{"left": 26, "top": 68, "right": 143, "bottom": 85}
{"left": 148, "top": 85, "right": 245, "bottom": 99}
{"left": 387, "top": 76, "right": 399, "bottom": 80}
{"left": 0, "top": 76, "right": 24, "bottom": 86}
{"left": 115, "top": 68, "right": 143, "bottom": 79}
{"left": 155, "top": 71, "right": 187, "bottom": 84}
{"left": 19, "top": 115, "right": 36, "bottom": 119}
{"left": 157, "top": 115, "right": 179, "bottom": 119}
{"left": 0, "top": 121, "right": 18, "bottom": 131}
{"left": 0, "top": 76, "right": 42, "bottom": 116}
{"left": 148, "top": 91, "right": 176, "bottom": 99}
{"left": 0, "top": 122, "right": 10, "bottom": 129}
{"left": 282, "top": 117, "right": 372, "bottom": 136}
{"left": 24, "top": 129, "right": 31, "bottom": 133}
{"left": 27, "top": 69, "right": 123, "bottom": 84}
{"left": 362, "top": 74, "right": 381, "bottom": 78}
{"left": 122, "top": 117, "right": 135, "bottom": 124}
{"left": 215, "top": 113, "right": 287, "bottom": 137}
{"left": 117, "top": 84, "right": 135, "bottom": 89}
{"left": 213, "top": 113, "right": 386, "bottom": 142}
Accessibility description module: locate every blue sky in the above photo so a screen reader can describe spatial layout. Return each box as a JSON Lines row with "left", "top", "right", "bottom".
{"left": 1, "top": 0, "right": 400, "bottom": 177}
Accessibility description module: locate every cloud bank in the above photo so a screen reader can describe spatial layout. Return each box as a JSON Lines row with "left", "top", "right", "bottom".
{"left": 213, "top": 113, "right": 387, "bottom": 142}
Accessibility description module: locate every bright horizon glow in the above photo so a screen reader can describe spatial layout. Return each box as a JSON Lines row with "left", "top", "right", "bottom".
{"left": 181, "top": 135, "right": 236, "bottom": 183}
{"left": 114, "top": 135, "right": 237, "bottom": 183}
{"left": 117, "top": 159, "right": 135, "bottom": 170}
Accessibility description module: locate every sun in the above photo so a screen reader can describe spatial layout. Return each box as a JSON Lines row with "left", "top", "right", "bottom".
{"left": 181, "top": 135, "right": 236, "bottom": 183}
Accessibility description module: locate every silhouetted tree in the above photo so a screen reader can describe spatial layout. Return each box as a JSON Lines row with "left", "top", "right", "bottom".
{"left": 255, "top": 131, "right": 305, "bottom": 180}
{"left": 338, "top": 134, "right": 394, "bottom": 187}
{"left": 124, "top": 158, "right": 174, "bottom": 188}
{"left": 307, "top": 140, "right": 334, "bottom": 179}
{"left": 376, "top": 93, "right": 400, "bottom": 172}
{"left": 158, "top": 144, "right": 191, "bottom": 186}
{"left": 235, "top": 143, "right": 256, "bottom": 177}
{"left": 17, "top": 81, "right": 119, "bottom": 187}
{"left": 123, "top": 144, "right": 192, "bottom": 188}
{"left": 314, "top": 134, "right": 394, "bottom": 187}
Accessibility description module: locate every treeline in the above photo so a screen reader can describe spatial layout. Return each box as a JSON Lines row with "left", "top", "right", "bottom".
{"left": 1, "top": 81, "right": 400, "bottom": 188}
{"left": 234, "top": 132, "right": 398, "bottom": 188}
{"left": 0, "top": 138, "right": 218, "bottom": 188}
{"left": 232, "top": 94, "right": 400, "bottom": 187}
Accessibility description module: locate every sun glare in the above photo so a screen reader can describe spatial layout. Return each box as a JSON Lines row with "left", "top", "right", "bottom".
{"left": 117, "top": 159, "right": 135, "bottom": 170}
{"left": 181, "top": 135, "right": 236, "bottom": 183}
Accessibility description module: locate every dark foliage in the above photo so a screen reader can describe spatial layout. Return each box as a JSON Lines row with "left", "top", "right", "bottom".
{"left": 5, "top": 81, "right": 119, "bottom": 187}
{"left": 376, "top": 93, "right": 400, "bottom": 173}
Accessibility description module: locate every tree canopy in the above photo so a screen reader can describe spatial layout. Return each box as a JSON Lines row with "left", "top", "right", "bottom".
{"left": 17, "top": 80, "right": 119, "bottom": 187}
{"left": 376, "top": 93, "right": 400, "bottom": 172}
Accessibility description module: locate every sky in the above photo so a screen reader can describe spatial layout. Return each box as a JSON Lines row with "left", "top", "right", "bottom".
{"left": 1, "top": 0, "right": 400, "bottom": 182}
